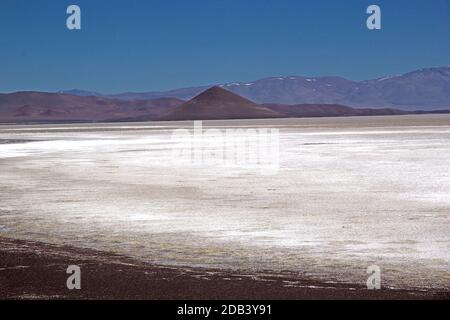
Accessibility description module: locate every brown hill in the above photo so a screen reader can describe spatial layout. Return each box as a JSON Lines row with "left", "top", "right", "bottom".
{"left": 160, "top": 86, "right": 280, "bottom": 121}
{"left": 0, "top": 89, "right": 441, "bottom": 124}
{"left": 0, "top": 92, "right": 183, "bottom": 123}
{"left": 264, "top": 104, "right": 408, "bottom": 118}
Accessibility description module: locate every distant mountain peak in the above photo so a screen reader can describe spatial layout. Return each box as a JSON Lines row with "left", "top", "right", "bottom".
{"left": 59, "top": 89, "right": 102, "bottom": 97}
{"left": 374, "top": 74, "right": 401, "bottom": 82}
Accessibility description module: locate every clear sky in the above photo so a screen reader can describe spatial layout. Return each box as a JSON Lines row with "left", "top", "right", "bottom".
{"left": 1, "top": 0, "right": 449, "bottom": 93}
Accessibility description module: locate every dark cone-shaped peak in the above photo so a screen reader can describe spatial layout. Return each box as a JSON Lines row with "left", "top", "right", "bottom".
{"left": 188, "top": 86, "right": 258, "bottom": 106}
{"left": 161, "top": 87, "right": 279, "bottom": 120}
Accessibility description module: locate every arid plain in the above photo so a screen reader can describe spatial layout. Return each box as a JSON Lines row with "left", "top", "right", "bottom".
{"left": 0, "top": 115, "right": 449, "bottom": 298}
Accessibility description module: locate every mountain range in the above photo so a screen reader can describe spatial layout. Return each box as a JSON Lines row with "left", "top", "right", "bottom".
{"left": 1, "top": 66, "right": 449, "bottom": 123}
{"left": 61, "top": 66, "right": 450, "bottom": 111}
{"left": 0, "top": 86, "right": 412, "bottom": 123}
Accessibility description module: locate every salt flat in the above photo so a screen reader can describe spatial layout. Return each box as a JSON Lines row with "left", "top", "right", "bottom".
{"left": 0, "top": 115, "right": 449, "bottom": 291}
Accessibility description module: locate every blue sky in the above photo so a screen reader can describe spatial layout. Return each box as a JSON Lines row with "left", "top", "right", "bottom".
{"left": 1, "top": 0, "right": 449, "bottom": 93}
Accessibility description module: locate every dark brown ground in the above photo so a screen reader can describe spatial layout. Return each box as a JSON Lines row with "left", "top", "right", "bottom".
{"left": 0, "top": 237, "right": 448, "bottom": 300}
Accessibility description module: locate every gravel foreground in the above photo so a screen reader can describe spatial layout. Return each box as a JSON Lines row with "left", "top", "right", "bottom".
{"left": 0, "top": 237, "right": 447, "bottom": 300}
